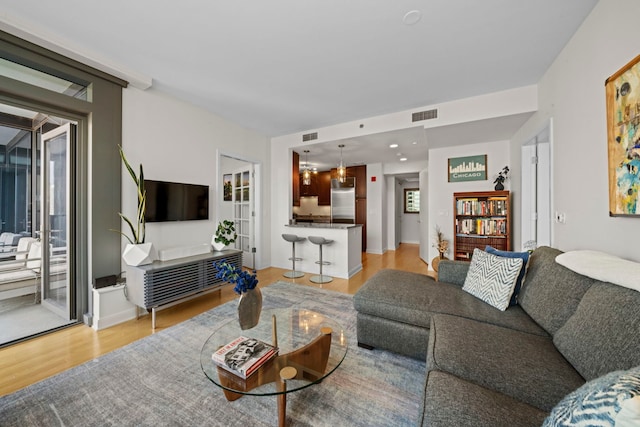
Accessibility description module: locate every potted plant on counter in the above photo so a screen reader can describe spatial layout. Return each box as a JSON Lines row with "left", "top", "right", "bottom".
{"left": 114, "top": 145, "right": 156, "bottom": 266}
{"left": 212, "top": 219, "right": 237, "bottom": 251}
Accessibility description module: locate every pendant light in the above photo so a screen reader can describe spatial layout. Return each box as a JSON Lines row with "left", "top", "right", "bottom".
{"left": 337, "top": 144, "right": 346, "bottom": 183}
{"left": 302, "top": 150, "right": 311, "bottom": 186}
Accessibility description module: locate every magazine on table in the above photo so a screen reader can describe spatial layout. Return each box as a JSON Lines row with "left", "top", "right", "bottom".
{"left": 212, "top": 336, "right": 278, "bottom": 379}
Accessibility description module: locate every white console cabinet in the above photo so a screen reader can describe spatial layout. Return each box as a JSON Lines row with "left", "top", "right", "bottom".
{"left": 125, "top": 249, "right": 242, "bottom": 328}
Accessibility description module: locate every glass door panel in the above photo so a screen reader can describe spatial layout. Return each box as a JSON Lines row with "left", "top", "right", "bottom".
{"left": 40, "top": 123, "right": 74, "bottom": 320}
{"left": 232, "top": 165, "right": 254, "bottom": 269}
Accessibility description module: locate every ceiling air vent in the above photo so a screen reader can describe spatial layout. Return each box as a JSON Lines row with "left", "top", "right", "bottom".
{"left": 302, "top": 132, "right": 318, "bottom": 142}
{"left": 412, "top": 109, "right": 438, "bottom": 122}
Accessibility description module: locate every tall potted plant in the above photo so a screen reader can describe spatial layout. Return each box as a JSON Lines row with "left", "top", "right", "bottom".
{"left": 116, "top": 145, "right": 155, "bottom": 266}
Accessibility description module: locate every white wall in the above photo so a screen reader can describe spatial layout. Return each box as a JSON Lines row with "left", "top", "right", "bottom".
{"left": 385, "top": 176, "right": 400, "bottom": 251}
{"left": 510, "top": 0, "right": 640, "bottom": 261}
{"left": 428, "top": 140, "right": 511, "bottom": 265}
{"left": 366, "top": 163, "right": 385, "bottom": 254}
{"left": 121, "top": 87, "right": 270, "bottom": 265}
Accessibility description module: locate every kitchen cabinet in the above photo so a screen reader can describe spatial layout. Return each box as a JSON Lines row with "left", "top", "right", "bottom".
{"left": 352, "top": 165, "right": 367, "bottom": 199}
{"left": 292, "top": 151, "right": 300, "bottom": 206}
{"left": 331, "top": 165, "right": 367, "bottom": 251}
{"left": 356, "top": 198, "right": 367, "bottom": 251}
{"left": 331, "top": 165, "right": 366, "bottom": 198}
{"left": 317, "top": 171, "right": 332, "bottom": 205}
{"left": 300, "top": 173, "right": 318, "bottom": 197}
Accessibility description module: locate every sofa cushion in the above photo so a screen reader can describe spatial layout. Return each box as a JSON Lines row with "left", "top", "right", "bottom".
{"left": 353, "top": 269, "right": 547, "bottom": 336}
{"left": 485, "top": 245, "right": 530, "bottom": 306}
{"left": 543, "top": 365, "right": 640, "bottom": 427}
{"left": 462, "top": 248, "right": 523, "bottom": 311}
{"left": 420, "top": 370, "right": 548, "bottom": 427}
{"left": 426, "top": 314, "right": 585, "bottom": 411}
{"left": 356, "top": 312, "right": 430, "bottom": 359}
{"left": 437, "top": 259, "right": 470, "bottom": 286}
{"left": 553, "top": 282, "right": 640, "bottom": 381}
{"left": 517, "top": 246, "right": 595, "bottom": 335}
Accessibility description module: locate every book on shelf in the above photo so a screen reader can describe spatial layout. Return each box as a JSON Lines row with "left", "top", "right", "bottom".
{"left": 212, "top": 336, "right": 278, "bottom": 379}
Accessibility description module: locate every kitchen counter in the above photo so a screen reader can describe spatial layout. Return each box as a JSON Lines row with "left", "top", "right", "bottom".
{"left": 279, "top": 223, "right": 363, "bottom": 279}
{"left": 286, "top": 223, "right": 361, "bottom": 229}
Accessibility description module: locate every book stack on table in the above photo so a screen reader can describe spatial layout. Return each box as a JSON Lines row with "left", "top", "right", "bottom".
{"left": 212, "top": 336, "right": 278, "bottom": 379}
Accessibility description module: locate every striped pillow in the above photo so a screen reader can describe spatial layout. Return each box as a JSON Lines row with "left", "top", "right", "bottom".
{"left": 543, "top": 366, "right": 640, "bottom": 427}
{"left": 462, "top": 248, "right": 523, "bottom": 311}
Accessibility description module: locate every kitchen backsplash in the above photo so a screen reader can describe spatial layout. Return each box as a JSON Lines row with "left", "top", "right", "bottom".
{"left": 293, "top": 196, "right": 331, "bottom": 216}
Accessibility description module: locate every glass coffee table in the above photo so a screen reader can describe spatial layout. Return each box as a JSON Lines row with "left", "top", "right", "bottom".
{"left": 200, "top": 308, "right": 348, "bottom": 427}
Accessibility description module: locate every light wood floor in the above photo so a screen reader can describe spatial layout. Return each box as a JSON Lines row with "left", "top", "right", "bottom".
{"left": 0, "top": 243, "right": 432, "bottom": 397}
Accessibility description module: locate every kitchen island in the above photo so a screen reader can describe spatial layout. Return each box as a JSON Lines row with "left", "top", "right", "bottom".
{"left": 282, "top": 223, "right": 362, "bottom": 279}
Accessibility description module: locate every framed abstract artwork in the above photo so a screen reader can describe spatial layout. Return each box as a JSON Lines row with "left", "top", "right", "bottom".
{"left": 605, "top": 54, "right": 640, "bottom": 216}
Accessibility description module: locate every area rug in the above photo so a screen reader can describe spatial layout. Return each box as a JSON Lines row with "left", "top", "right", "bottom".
{"left": 0, "top": 281, "right": 426, "bottom": 426}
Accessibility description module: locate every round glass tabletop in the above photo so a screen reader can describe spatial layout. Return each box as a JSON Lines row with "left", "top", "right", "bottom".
{"left": 200, "top": 308, "right": 348, "bottom": 397}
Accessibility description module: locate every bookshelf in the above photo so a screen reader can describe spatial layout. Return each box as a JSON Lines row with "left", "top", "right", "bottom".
{"left": 453, "top": 191, "right": 511, "bottom": 261}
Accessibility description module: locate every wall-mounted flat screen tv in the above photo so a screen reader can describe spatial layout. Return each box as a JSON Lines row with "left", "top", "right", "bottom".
{"left": 144, "top": 180, "right": 209, "bottom": 222}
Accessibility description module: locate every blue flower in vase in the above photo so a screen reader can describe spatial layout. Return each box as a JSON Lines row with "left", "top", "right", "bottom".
{"left": 214, "top": 259, "right": 258, "bottom": 295}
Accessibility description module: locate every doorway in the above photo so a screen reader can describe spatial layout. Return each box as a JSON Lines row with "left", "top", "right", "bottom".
{"left": 0, "top": 104, "right": 78, "bottom": 345}
{"left": 218, "top": 152, "right": 261, "bottom": 271}
{"left": 521, "top": 119, "right": 552, "bottom": 250}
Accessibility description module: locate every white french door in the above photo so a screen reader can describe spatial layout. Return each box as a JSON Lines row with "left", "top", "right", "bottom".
{"left": 231, "top": 165, "right": 255, "bottom": 269}
{"left": 40, "top": 123, "right": 75, "bottom": 320}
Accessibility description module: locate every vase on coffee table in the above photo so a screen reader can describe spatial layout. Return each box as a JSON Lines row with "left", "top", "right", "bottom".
{"left": 238, "top": 288, "right": 262, "bottom": 330}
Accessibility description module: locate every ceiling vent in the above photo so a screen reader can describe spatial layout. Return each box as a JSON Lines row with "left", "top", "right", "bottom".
{"left": 302, "top": 132, "right": 318, "bottom": 142}
{"left": 412, "top": 109, "right": 438, "bottom": 122}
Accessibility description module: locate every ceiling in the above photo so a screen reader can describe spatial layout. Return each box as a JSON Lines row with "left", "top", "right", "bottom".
{"left": 0, "top": 1, "right": 598, "bottom": 168}
{"left": 298, "top": 111, "right": 535, "bottom": 171}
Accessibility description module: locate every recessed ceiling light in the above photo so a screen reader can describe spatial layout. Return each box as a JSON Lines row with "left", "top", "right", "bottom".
{"left": 402, "top": 10, "right": 422, "bottom": 26}
{"left": 400, "top": 157, "right": 408, "bottom": 162}
{"left": 412, "top": 141, "right": 417, "bottom": 145}
{"left": 389, "top": 143, "right": 398, "bottom": 148}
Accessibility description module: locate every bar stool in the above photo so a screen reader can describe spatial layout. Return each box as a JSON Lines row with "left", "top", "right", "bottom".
{"left": 308, "top": 236, "right": 333, "bottom": 284}
{"left": 282, "top": 234, "right": 306, "bottom": 278}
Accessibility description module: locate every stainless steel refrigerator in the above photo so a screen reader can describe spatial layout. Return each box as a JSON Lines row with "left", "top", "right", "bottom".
{"left": 330, "top": 177, "right": 356, "bottom": 224}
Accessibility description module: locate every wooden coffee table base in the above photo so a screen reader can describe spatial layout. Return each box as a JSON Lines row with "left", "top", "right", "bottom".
{"left": 217, "top": 328, "right": 333, "bottom": 427}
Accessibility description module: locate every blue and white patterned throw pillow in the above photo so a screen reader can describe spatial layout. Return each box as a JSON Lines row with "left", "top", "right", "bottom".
{"left": 543, "top": 366, "right": 640, "bottom": 427}
{"left": 485, "top": 245, "right": 529, "bottom": 306}
{"left": 462, "top": 248, "right": 523, "bottom": 311}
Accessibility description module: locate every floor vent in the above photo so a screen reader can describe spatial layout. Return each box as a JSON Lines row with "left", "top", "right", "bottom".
{"left": 302, "top": 132, "right": 318, "bottom": 142}
{"left": 412, "top": 109, "right": 438, "bottom": 122}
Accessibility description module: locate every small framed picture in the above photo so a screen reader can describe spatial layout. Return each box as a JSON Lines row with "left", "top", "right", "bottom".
{"left": 223, "top": 174, "right": 232, "bottom": 201}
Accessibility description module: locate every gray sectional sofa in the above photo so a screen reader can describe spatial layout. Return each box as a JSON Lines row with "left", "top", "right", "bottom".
{"left": 353, "top": 246, "right": 640, "bottom": 426}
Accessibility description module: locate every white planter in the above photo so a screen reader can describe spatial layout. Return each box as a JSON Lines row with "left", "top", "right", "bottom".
{"left": 211, "top": 240, "right": 226, "bottom": 252}
{"left": 122, "top": 243, "right": 156, "bottom": 266}
{"left": 211, "top": 235, "right": 228, "bottom": 252}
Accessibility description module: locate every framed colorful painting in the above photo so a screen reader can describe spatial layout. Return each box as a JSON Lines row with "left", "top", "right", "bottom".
{"left": 605, "top": 54, "right": 640, "bottom": 216}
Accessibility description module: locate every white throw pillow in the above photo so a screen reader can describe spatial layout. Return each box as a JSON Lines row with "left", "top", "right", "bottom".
{"left": 462, "top": 248, "right": 523, "bottom": 311}
{"left": 555, "top": 250, "right": 640, "bottom": 292}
